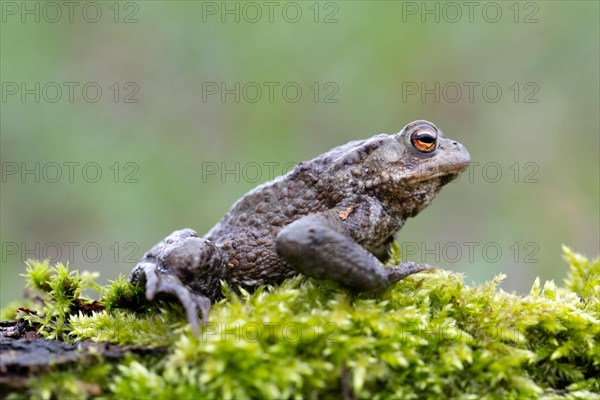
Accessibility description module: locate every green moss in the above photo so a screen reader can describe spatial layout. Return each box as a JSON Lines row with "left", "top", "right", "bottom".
{"left": 16, "top": 363, "right": 113, "bottom": 400}
{"left": 563, "top": 245, "right": 600, "bottom": 303}
{"left": 19, "top": 260, "right": 100, "bottom": 340}
{"left": 4, "top": 248, "right": 599, "bottom": 399}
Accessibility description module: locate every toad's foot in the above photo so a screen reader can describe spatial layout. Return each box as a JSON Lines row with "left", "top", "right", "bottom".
{"left": 130, "top": 229, "right": 226, "bottom": 334}
{"left": 386, "top": 261, "right": 435, "bottom": 283}
{"left": 131, "top": 261, "right": 211, "bottom": 334}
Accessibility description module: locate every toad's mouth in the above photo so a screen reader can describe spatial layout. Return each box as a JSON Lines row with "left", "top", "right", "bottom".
{"left": 402, "top": 161, "right": 469, "bottom": 186}
{"left": 438, "top": 172, "right": 459, "bottom": 186}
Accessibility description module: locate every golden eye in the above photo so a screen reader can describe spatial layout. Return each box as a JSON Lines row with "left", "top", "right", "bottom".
{"left": 410, "top": 128, "right": 437, "bottom": 153}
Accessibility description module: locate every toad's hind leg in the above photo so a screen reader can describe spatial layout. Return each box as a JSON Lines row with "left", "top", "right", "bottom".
{"left": 275, "top": 213, "right": 433, "bottom": 291}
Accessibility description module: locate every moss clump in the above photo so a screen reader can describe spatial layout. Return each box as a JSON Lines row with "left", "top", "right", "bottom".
{"left": 3, "top": 247, "right": 599, "bottom": 399}
{"left": 19, "top": 260, "right": 100, "bottom": 340}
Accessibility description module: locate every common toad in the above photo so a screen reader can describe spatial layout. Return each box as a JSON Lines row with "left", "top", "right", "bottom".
{"left": 130, "top": 120, "right": 470, "bottom": 332}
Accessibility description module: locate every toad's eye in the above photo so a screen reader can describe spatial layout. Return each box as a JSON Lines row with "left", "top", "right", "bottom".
{"left": 410, "top": 128, "right": 437, "bottom": 153}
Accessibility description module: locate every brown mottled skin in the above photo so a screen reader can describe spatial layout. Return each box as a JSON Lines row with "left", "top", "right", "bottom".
{"left": 130, "top": 120, "right": 470, "bottom": 332}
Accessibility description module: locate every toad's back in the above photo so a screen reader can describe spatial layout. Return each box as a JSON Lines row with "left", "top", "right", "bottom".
{"left": 203, "top": 138, "right": 371, "bottom": 289}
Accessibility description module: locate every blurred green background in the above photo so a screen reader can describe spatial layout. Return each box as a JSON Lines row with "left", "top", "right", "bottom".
{"left": 1, "top": 1, "right": 598, "bottom": 306}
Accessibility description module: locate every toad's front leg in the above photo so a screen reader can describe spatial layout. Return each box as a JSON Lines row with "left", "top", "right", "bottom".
{"left": 130, "top": 229, "right": 227, "bottom": 333}
{"left": 275, "top": 213, "right": 433, "bottom": 291}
